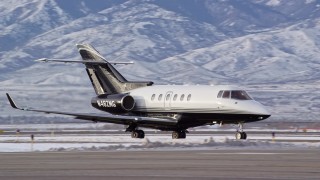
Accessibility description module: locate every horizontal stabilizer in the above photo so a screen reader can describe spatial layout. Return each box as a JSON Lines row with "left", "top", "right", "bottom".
{"left": 35, "top": 58, "right": 134, "bottom": 65}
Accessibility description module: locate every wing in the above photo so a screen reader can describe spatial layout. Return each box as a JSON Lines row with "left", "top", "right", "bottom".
{"left": 6, "top": 93, "right": 177, "bottom": 128}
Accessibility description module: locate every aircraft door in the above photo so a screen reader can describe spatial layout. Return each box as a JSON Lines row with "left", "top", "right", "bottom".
{"left": 164, "top": 91, "right": 173, "bottom": 110}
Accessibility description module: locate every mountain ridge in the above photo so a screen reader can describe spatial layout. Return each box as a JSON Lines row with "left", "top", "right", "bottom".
{"left": 0, "top": 0, "right": 319, "bottom": 121}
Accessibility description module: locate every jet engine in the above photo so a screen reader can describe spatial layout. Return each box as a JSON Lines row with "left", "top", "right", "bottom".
{"left": 91, "top": 93, "right": 135, "bottom": 113}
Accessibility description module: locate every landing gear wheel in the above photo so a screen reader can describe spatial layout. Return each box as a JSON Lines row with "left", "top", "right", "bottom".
{"left": 172, "top": 131, "right": 186, "bottom": 139}
{"left": 236, "top": 132, "right": 242, "bottom": 140}
{"left": 179, "top": 131, "right": 186, "bottom": 138}
{"left": 137, "top": 130, "right": 145, "bottom": 139}
{"left": 131, "top": 131, "right": 139, "bottom": 138}
{"left": 235, "top": 122, "right": 247, "bottom": 140}
{"left": 235, "top": 132, "right": 247, "bottom": 140}
{"left": 131, "top": 130, "right": 145, "bottom": 139}
{"left": 172, "top": 131, "right": 179, "bottom": 139}
{"left": 242, "top": 132, "right": 247, "bottom": 139}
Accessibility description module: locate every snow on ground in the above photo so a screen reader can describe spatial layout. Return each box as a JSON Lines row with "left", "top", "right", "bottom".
{"left": 0, "top": 123, "right": 319, "bottom": 152}
{"left": 0, "top": 123, "right": 107, "bottom": 130}
{"left": 0, "top": 133, "right": 319, "bottom": 152}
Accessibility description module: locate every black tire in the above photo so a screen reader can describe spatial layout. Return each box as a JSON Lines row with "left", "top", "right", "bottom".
{"left": 137, "top": 130, "right": 145, "bottom": 139}
{"left": 241, "top": 132, "right": 247, "bottom": 139}
{"left": 179, "top": 131, "right": 186, "bottom": 139}
{"left": 172, "top": 131, "right": 186, "bottom": 139}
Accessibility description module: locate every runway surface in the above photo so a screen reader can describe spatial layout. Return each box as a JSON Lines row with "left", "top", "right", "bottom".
{"left": 0, "top": 123, "right": 319, "bottom": 179}
{"left": 0, "top": 149, "right": 319, "bottom": 180}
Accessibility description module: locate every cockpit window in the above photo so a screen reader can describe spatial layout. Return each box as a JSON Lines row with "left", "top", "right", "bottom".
{"left": 222, "top": 91, "right": 230, "bottom": 99}
{"left": 218, "top": 90, "right": 253, "bottom": 100}
{"left": 231, "top": 91, "right": 252, "bottom": 100}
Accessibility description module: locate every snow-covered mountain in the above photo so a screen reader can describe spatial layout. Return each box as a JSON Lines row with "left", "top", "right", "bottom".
{"left": 0, "top": 0, "right": 320, "bottom": 122}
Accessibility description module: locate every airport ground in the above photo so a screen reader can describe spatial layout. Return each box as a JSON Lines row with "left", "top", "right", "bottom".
{"left": 0, "top": 123, "right": 319, "bottom": 179}
{"left": 0, "top": 149, "right": 319, "bottom": 180}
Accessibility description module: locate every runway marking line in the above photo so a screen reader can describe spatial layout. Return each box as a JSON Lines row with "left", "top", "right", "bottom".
{"left": 199, "top": 152, "right": 297, "bottom": 155}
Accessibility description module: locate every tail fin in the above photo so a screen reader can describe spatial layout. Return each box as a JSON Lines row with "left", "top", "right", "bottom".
{"left": 77, "top": 44, "right": 153, "bottom": 95}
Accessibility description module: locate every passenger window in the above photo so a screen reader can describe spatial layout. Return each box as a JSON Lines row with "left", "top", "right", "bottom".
{"left": 166, "top": 94, "right": 171, "bottom": 101}
{"left": 222, "top": 91, "right": 230, "bottom": 99}
{"left": 187, "top": 94, "right": 191, "bottom": 101}
{"left": 173, "top": 94, "right": 178, "bottom": 101}
{"left": 180, "top": 94, "right": 185, "bottom": 101}
{"left": 217, "top": 91, "right": 223, "bottom": 98}
{"left": 151, "top": 94, "right": 155, "bottom": 101}
{"left": 158, "top": 94, "right": 163, "bottom": 101}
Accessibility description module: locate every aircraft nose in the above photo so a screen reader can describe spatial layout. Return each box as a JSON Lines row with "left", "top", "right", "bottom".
{"left": 253, "top": 102, "right": 271, "bottom": 120}
{"left": 241, "top": 101, "right": 270, "bottom": 121}
{"left": 257, "top": 105, "right": 271, "bottom": 115}
{"left": 243, "top": 101, "right": 271, "bottom": 117}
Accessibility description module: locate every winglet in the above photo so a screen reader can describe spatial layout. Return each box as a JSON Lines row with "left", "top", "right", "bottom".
{"left": 6, "top": 93, "right": 18, "bottom": 109}
{"left": 34, "top": 58, "right": 48, "bottom": 62}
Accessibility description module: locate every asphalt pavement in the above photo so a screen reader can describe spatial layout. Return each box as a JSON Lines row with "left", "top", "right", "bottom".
{"left": 0, "top": 149, "right": 319, "bottom": 180}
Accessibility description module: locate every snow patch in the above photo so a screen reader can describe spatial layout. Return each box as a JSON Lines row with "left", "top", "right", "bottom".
{"left": 305, "top": 0, "right": 316, "bottom": 4}
{"left": 1, "top": 132, "right": 319, "bottom": 152}
{"left": 266, "top": 0, "right": 281, "bottom": 6}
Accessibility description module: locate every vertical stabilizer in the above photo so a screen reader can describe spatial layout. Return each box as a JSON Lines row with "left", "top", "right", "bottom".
{"left": 77, "top": 44, "right": 153, "bottom": 95}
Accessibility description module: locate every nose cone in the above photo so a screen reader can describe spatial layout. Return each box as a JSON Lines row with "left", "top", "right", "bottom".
{"left": 255, "top": 104, "right": 271, "bottom": 115}
{"left": 256, "top": 107, "right": 271, "bottom": 120}
{"left": 250, "top": 101, "right": 271, "bottom": 120}
{"left": 236, "top": 100, "right": 271, "bottom": 119}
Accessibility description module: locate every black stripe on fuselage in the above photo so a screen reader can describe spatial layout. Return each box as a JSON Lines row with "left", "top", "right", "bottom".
{"left": 134, "top": 107, "right": 249, "bottom": 114}
{"left": 132, "top": 111, "right": 270, "bottom": 131}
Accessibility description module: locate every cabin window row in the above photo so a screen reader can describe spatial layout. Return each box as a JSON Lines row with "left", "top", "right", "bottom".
{"left": 151, "top": 94, "right": 191, "bottom": 101}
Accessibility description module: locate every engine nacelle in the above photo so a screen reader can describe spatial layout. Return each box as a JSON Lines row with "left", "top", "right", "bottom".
{"left": 91, "top": 93, "right": 135, "bottom": 113}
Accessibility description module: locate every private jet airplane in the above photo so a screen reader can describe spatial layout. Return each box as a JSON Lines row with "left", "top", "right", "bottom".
{"left": 6, "top": 44, "right": 270, "bottom": 139}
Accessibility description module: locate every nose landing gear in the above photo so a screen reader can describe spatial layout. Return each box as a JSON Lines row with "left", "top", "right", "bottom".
{"left": 235, "top": 122, "right": 247, "bottom": 140}
{"left": 236, "top": 131, "right": 247, "bottom": 140}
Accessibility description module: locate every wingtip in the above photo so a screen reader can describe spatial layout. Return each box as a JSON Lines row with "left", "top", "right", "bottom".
{"left": 6, "top": 93, "right": 18, "bottom": 109}
{"left": 35, "top": 58, "right": 48, "bottom": 62}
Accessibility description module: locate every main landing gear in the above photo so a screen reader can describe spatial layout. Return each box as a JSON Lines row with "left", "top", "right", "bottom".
{"left": 172, "top": 130, "right": 186, "bottom": 139}
{"left": 131, "top": 130, "right": 145, "bottom": 139}
{"left": 235, "top": 122, "right": 247, "bottom": 140}
{"left": 126, "top": 124, "right": 145, "bottom": 139}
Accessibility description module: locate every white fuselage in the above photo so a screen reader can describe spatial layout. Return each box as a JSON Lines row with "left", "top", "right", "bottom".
{"left": 128, "top": 85, "right": 270, "bottom": 116}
